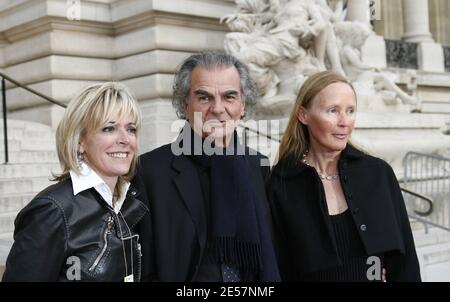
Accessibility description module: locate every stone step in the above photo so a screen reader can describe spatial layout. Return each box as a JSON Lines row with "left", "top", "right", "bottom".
{"left": 423, "top": 260, "right": 450, "bottom": 282}
{"left": 0, "top": 140, "right": 20, "bottom": 151}
{"left": 0, "top": 139, "right": 56, "bottom": 152}
{"left": 0, "top": 177, "right": 53, "bottom": 195}
{"left": 0, "top": 128, "right": 54, "bottom": 141}
{"left": 20, "top": 139, "right": 56, "bottom": 151}
{"left": 0, "top": 211, "right": 17, "bottom": 234}
{"left": 0, "top": 163, "right": 60, "bottom": 179}
{"left": 0, "top": 232, "right": 13, "bottom": 279}
{"left": 413, "top": 227, "right": 450, "bottom": 248}
{"left": 0, "top": 232, "right": 13, "bottom": 260}
{"left": 0, "top": 150, "right": 58, "bottom": 164}
{"left": 0, "top": 193, "right": 35, "bottom": 212}
{"left": 0, "top": 119, "right": 53, "bottom": 131}
{"left": 409, "top": 218, "right": 427, "bottom": 232}
{"left": 416, "top": 242, "right": 450, "bottom": 266}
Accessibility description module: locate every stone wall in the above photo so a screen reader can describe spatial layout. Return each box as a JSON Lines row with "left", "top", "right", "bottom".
{"left": 374, "top": 0, "right": 450, "bottom": 46}
{"left": 1, "top": 0, "right": 450, "bottom": 153}
{"left": 0, "top": 0, "right": 235, "bottom": 151}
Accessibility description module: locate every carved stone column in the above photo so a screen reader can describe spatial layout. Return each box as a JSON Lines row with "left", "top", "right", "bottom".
{"left": 401, "top": 0, "right": 444, "bottom": 72}
{"left": 402, "top": 0, "right": 433, "bottom": 42}
{"left": 346, "top": 0, "right": 371, "bottom": 26}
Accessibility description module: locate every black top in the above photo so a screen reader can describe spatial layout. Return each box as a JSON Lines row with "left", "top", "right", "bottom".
{"left": 301, "top": 209, "right": 384, "bottom": 282}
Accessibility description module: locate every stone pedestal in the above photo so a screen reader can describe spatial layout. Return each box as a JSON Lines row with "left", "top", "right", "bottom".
{"left": 418, "top": 42, "right": 445, "bottom": 72}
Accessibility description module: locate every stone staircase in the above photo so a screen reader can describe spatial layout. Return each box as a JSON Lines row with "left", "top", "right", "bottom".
{"left": 411, "top": 219, "right": 450, "bottom": 281}
{"left": 0, "top": 119, "right": 60, "bottom": 277}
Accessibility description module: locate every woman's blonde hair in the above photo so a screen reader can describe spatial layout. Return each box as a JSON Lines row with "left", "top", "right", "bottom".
{"left": 277, "top": 70, "right": 356, "bottom": 163}
{"left": 54, "top": 82, "right": 142, "bottom": 192}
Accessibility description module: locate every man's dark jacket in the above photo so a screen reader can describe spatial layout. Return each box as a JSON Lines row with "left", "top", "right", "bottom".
{"left": 134, "top": 139, "right": 272, "bottom": 281}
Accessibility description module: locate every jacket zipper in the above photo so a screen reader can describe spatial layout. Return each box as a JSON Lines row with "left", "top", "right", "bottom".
{"left": 135, "top": 242, "right": 142, "bottom": 282}
{"left": 89, "top": 216, "right": 114, "bottom": 272}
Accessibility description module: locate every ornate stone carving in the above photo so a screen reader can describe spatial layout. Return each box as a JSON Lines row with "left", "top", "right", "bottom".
{"left": 336, "top": 22, "right": 419, "bottom": 108}
{"left": 222, "top": 0, "right": 419, "bottom": 114}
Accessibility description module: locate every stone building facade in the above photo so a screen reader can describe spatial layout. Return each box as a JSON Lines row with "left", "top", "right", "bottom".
{"left": 0, "top": 0, "right": 449, "bottom": 153}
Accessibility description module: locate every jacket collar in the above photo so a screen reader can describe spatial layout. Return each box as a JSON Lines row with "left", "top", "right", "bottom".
{"left": 272, "top": 144, "right": 365, "bottom": 178}
{"left": 68, "top": 176, "right": 148, "bottom": 232}
{"left": 119, "top": 191, "right": 149, "bottom": 230}
{"left": 341, "top": 143, "right": 366, "bottom": 160}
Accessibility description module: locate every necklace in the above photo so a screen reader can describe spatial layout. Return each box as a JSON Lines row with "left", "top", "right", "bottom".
{"left": 301, "top": 151, "right": 339, "bottom": 181}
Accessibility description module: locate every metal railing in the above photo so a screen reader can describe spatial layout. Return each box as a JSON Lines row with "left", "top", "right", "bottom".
{"left": 399, "top": 186, "right": 446, "bottom": 233}
{"left": 0, "top": 71, "right": 66, "bottom": 164}
{"left": 400, "top": 186, "right": 433, "bottom": 216}
{"left": 402, "top": 151, "right": 450, "bottom": 231}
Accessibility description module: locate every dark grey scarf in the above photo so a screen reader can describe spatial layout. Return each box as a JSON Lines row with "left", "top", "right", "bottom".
{"left": 184, "top": 126, "right": 280, "bottom": 281}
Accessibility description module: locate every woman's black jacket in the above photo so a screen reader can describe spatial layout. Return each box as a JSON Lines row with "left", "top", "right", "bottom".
{"left": 267, "top": 145, "right": 421, "bottom": 281}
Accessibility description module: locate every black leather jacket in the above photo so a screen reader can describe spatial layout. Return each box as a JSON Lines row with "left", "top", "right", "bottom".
{"left": 2, "top": 177, "right": 150, "bottom": 282}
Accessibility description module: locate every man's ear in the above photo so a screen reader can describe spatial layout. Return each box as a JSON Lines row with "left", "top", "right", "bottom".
{"left": 297, "top": 106, "right": 308, "bottom": 125}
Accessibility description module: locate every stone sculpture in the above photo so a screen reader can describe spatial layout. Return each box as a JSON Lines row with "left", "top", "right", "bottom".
{"left": 222, "top": 0, "right": 419, "bottom": 114}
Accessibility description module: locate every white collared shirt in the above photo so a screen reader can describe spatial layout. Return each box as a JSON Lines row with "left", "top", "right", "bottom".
{"left": 69, "top": 162, "right": 130, "bottom": 213}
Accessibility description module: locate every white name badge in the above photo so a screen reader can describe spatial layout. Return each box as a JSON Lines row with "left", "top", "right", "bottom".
{"left": 124, "top": 274, "right": 134, "bottom": 282}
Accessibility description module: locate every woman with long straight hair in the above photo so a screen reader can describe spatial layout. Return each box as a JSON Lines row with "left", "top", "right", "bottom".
{"left": 267, "top": 70, "right": 421, "bottom": 282}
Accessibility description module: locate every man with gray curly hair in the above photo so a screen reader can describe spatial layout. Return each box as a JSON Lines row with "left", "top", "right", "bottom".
{"left": 134, "top": 51, "right": 280, "bottom": 282}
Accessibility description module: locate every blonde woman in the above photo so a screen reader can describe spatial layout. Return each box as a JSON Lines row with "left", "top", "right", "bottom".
{"left": 267, "top": 71, "right": 420, "bottom": 281}
{"left": 2, "top": 82, "right": 151, "bottom": 282}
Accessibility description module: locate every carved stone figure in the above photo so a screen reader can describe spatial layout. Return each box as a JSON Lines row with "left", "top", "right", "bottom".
{"left": 335, "top": 21, "right": 418, "bottom": 107}
{"left": 222, "top": 0, "right": 419, "bottom": 113}
{"left": 222, "top": 0, "right": 325, "bottom": 110}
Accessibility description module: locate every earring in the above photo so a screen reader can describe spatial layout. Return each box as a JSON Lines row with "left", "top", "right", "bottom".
{"left": 77, "top": 152, "right": 91, "bottom": 176}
